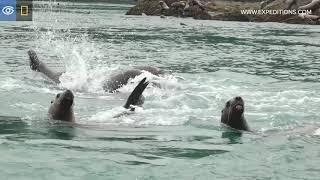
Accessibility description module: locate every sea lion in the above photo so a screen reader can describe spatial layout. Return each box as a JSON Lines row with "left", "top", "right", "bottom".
{"left": 48, "top": 78, "right": 149, "bottom": 122}
{"left": 28, "top": 50, "right": 163, "bottom": 92}
{"left": 49, "top": 89, "right": 75, "bottom": 122}
{"left": 221, "top": 96, "right": 250, "bottom": 131}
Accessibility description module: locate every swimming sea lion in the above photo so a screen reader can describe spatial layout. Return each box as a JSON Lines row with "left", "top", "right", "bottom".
{"left": 221, "top": 96, "right": 250, "bottom": 131}
{"left": 28, "top": 50, "right": 163, "bottom": 92}
{"left": 49, "top": 89, "right": 75, "bottom": 122}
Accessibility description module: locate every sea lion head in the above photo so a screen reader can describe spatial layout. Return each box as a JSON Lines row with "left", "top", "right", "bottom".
{"left": 221, "top": 96, "right": 249, "bottom": 131}
{"left": 227, "top": 96, "right": 244, "bottom": 115}
{"left": 49, "top": 89, "right": 75, "bottom": 122}
{"left": 52, "top": 90, "right": 74, "bottom": 111}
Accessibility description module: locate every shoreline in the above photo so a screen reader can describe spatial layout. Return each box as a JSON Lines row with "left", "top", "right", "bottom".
{"left": 126, "top": 0, "right": 320, "bottom": 25}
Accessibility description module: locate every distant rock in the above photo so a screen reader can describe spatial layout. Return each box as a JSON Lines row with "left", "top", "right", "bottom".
{"left": 126, "top": 0, "right": 213, "bottom": 19}
{"left": 126, "top": 0, "right": 320, "bottom": 25}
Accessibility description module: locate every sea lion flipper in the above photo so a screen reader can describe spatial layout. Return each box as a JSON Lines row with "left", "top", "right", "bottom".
{"left": 27, "top": 50, "right": 62, "bottom": 83}
{"left": 28, "top": 49, "right": 41, "bottom": 72}
{"left": 123, "top": 77, "right": 149, "bottom": 111}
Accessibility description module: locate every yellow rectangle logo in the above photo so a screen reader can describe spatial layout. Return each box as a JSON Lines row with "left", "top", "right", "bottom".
{"left": 21, "top": 6, "right": 28, "bottom": 16}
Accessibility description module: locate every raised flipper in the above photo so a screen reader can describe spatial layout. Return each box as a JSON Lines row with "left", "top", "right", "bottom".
{"left": 27, "top": 50, "right": 63, "bottom": 84}
{"left": 123, "top": 77, "right": 149, "bottom": 111}
{"left": 28, "top": 50, "right": 41, "bottom": 72}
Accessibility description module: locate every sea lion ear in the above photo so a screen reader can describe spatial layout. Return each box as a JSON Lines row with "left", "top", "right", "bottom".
{"left": 56, "top": 93, "right": 60, "bottom": 99}
{"left": 51, "top": 100, "right": 53, "bottom": 104}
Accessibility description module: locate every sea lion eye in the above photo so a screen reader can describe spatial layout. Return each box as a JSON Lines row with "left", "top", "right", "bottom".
{"left": 51, "top": 100, "right": 53, "bottom": 104}
{"left": 226, "top": 101, "right": 230, "bottom": 107}
{"left": 56, "top": 94, "right": 60, "bottom": 98}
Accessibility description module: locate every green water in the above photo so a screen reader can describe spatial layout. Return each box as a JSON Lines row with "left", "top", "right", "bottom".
{"left": 0, "top": 1, "right": 319, "bottom": 179}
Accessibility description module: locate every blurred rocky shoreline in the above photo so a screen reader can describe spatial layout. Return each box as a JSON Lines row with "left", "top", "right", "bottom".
{"left": 126, "top": 0, "right": 320, "bottom": 25}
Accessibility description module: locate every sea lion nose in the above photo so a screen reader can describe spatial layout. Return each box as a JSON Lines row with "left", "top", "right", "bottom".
{"left": 64, "top": 90, "right": 74, "bottom": 99}
{"left": 235, "top": 96, "right": 242, "bottom": 101}
{"left": 65, "top": 89, "right": 72, "bottom": 94}
{"left": 235, "top": 105, "right": 243, "bottom": 111}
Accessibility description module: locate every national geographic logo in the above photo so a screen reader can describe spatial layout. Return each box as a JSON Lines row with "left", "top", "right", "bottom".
{"left": 0, "top": 0, "right": 33, "bottom": 21}
{"left": 16, "top": 0, "right": 33, "bottom": 21}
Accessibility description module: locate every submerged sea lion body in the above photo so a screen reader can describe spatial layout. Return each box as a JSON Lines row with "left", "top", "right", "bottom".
{"left": 221, "top": 96, "right": 250, "bottom": 131}
{"left": 28, "top": 50, "right": 163, "bottom": 92}
{"left": 103, "top": 66, "right": 163, "bottom": 92}
{"left": 103, "top": 69, "right": 143, "bottom": 92}
{"left": 49, "top": 90, "right": 75, "bottom": 122}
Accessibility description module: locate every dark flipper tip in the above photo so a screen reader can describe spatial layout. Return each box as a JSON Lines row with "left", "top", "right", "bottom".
{"left": 28, "top": 49, "right": 40, "bottom": 72}
{"left": 124, "top": 77, "right": 149, "bottom": 110}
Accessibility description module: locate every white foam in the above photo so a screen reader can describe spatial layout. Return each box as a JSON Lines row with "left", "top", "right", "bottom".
{"left": 87, "top": 106, "right": 137, "bottom": 125}
{"left": 11, "top": 102, "right": 46, "bottom": 112}
{"left": 314, "top": 128, "right": 320, "bottom": 136}
{"left": 0, "top": 78, "right": 21, "bottom": 91}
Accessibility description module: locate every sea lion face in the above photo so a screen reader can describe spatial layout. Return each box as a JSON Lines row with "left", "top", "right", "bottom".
{"left": 225, "top": 96, "right": 244, "bottom": 115}
{"left": 49, "top": 90, "right": 75, "bottom": 122}
{"left": 53, "top": 90, "right": 74, "bottom": 111}
{"left": 221, "top": 96, "right": 249, "bottom": 131}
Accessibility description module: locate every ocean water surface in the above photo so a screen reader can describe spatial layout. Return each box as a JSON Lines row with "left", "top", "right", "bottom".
{"left": 0, "top": 1, "right": 319, "bottom": 179}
